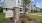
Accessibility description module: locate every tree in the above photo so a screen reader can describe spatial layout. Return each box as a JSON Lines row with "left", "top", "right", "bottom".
{"left": 0, "top": 7, "right": 3, "bottom": 13}
{"left": 25, "top": 8, "right": 28, "bottom": 12}
{"left": 23, "top": 0, "right": 31, "bottom": 13}
{"left": 23, "top": 0, "right": 30, "bottom": 5}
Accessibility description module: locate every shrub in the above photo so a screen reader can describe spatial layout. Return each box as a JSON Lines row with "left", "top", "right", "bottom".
{"left": 0, "top": 7, "right": 3, "bottom": 13}
{"left": 21, "top": 19, "right": 26, "bottom": 23}
{"left": 10, "top": 17, "right": 13, "bottom": 20}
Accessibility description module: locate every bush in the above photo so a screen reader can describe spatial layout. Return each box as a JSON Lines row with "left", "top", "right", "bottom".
{"left": 10, "top": 17, "right": 13, "bottom": 20}
{"left": 21, "top": 19, "right": 26, "bottom": 23}
{"left": 0, "top": 7, "right": 3, "bottom": 13}
{"left": 28, "top": 19, "right": 32, "bottom": 21}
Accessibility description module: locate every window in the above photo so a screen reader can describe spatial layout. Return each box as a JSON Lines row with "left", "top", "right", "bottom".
{"left": 12, "top": 0, "right": 13, "bottom": 1}
{"left": 19, "top": 8, "right": 23, "bottom": 12}
{"left": 6, "top": 8, "right": 7, "bottom": 11}
{"left": 5, "top": 5, "right": 6, "bottom": 6}
{"left": 5, "top": 4, "right": 6, "bottom": 6}
{"left": 20, "top": 8, "right": 22, "bottom": 10}
{"left": 20, "top": 10, "right": 22, "bottom": 12}
{"left": 18, "top": 0, "right": 19, "bottom": 3}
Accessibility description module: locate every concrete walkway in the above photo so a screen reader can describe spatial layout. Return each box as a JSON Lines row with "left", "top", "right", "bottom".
{"left": 29, "top": 13, "right": 42, "bottom": 16}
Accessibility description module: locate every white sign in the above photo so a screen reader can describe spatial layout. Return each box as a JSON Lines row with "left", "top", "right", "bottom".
{"left": 5, "top": 10, "right": 13, "bottom": 18}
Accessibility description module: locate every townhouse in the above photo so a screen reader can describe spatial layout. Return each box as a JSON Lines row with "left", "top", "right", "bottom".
{"left": 3, "top": 0, "right": 25, "bottom": 14}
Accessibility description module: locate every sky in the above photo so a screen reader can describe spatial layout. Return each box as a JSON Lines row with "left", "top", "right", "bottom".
{"left": 0, "top": 0, "right": 4, "bottom": 7}
{"left": 0, "top": 0, "right": 4, "bottom": 3}
{"left": 31, "top": 0, "right": 42, "bottom": 8}
{"left": 0, "top": 0, "right": 42, "bottom": 8}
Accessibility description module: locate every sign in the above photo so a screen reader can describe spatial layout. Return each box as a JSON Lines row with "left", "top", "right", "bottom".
{"left": 5, "top": 10, "right": 13, "bottom": 18}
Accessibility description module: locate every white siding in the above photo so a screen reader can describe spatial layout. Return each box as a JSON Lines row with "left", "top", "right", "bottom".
{"left": 36, "top": 7, "right": 40, "bottom": 11}
{"left": 3, "top": 0, "right": 24, "bottom": 13}
{"left": 3, "top": 0, "right": 19, "bottom": 8}
{"left": 16, "top": 0, "right": 19, "bottom": 7}
{"left": 3, "top": 0, "right": 23, "bottom": 8}
{"left": 3, "top": 9, "right": 6, "bottom": 13}
{"left": 32, "top": 5, "right": 36, "bottom": 10}
{"left": 19, "top": 0, "right": 23, "bottom": 5}
{"left": 19, "top": 7, "right": 24, "bottom": 13}
{"left": 28, "top": 3, "right": 32, "bottom": 12}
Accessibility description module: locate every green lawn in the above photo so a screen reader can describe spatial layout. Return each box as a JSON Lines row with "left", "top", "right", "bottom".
{"left": 0, "top": 13, "right": 5, "bottom": 23}
{"left": 27, "top": 13, "right": 42, "bottom": 23}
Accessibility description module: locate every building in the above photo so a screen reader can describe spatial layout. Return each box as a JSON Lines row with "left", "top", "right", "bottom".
{"left": 28, "top": 2, "right": 32, "bottom": 13}
{"left": 31, "top": 5, "right": 37, "bottom": 12}
{"left": 31, "top": 5, "right": 40, "bottom": 12}
{"left": 28, "top": 4, "right": 40, "bottom": 13}
{"left": 36, "top": 7, "right": 40, "bottom": 12}
{"left": 3, "top": 0, "right": 25, "bottom": 14}
{"left": 40, "top": 8, "right": 42, "bottom": 12}
{"left": 2, "top": 0, "right": 26, "bottom": 21}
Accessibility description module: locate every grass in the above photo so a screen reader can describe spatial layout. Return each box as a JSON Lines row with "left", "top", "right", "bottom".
{"left": 0, "top": 13, "right": 5, "bottom": 23}
{"left": 0, "top": 13, "right": 42, "bottom": 23}
{"left": 27, "top": 13, "right": 42, "bottom": 23}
